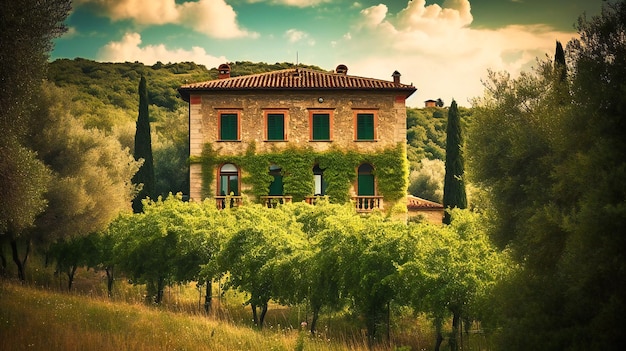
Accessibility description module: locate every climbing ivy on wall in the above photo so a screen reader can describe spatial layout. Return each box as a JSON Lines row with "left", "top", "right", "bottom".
{"left": 193, "top": 142, "right": 407, "bottom": 203}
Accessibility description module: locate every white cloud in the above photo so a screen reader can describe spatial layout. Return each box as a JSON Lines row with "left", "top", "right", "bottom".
{"left": 75, "top": 0, "right": 257, "bottom": 39}
{"left": 246, "top": 0, "right": 331, "bottom": 7}
{"left": 285, "top": 29, "right": 316, "bottom": 46}
{"left": 338, "top": 0, "right": 576, "bottom": 106}
{"left": 97, "top": 32, "right": 228, "bottom": 68}
{"left": 285, "top": 29, "right": 307, "bottom": 43}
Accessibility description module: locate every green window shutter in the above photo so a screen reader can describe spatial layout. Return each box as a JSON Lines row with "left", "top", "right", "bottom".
{"left": 312, "top": 113, "right": 330, "bottom": 140}
{"left": 357, "top": 113, "right": 374, "bottom": 140}
{"left": 358, "top": 174, "right": 375, "bottom": 196}
{"left": 220, "top": 114, "right": 238, "bottom": 140}
{"left": 229, "top": 175, "right": 239, "bottom": 196}
{"left": 269, "top": 175, "right": 283, "bottom": 195}
{"left": 267, "top": 113, "right": 284, "bottom": 140}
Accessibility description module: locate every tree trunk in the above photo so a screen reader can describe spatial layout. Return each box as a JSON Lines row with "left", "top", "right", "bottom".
{"left": 10, "top": 239, "right": 30, "bottom": 282}
{"left": 251, "top": 303, "right": 259, "bottom": 326}
{"left": 259, "top": 302, "right": 268, "bottom": 329}
{"left": 155, "top": 277, "right": 165, "bottom": 304}
{"left": 105, "top": 266, "right": 114, "bottom": 298}
{"left": 310, "top": 306, "right": 321, "bottom": 335}
{"left": 66, "top": 264, "right": 78, "bottom": 291}
{"left": 0, "top": 240, "right": 7, "bottom": 276}
{"left": 205, "top": 280, "right": 212, "bottom": 312}
{"left": 450, "top": 312, "right": 460, "bottom": 351}
{"left": 434, "top": 324, "right": 443, "bottom": 351}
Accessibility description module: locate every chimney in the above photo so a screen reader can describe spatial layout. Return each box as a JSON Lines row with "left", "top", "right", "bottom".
{"left": 335, "top": 64, "right": 348, "bottom": 75}
{"left": 392, "top": 70, "right": 401, "bottom": 85}
{"left": 218, "top": 63, "right": 231, "bottom": 79}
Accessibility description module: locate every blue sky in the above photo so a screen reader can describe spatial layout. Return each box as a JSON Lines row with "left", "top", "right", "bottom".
{"left": 52, "top": 0, "right": 604, "bottom": 107}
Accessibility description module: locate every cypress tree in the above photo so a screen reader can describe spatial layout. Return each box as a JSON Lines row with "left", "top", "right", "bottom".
{"left": 132, "top": 75, "right": 155, "bottom": 213}
{"left": 442, "top": 99, "right": 467, "bottom": 225}
{"left": 554, "top": 40, "right": 567, "bottom": 82}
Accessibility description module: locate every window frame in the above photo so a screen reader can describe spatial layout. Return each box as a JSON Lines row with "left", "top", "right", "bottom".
{"left": 353, "top": 109, "right": 378, "bottom": 141}
{"left": 218, "top": 163, "right": 240, "bottom": 196}
{"left": 264, "top": 109, "right": 289, "bottom": 141}
{"left": 313, "top": 164, "right": 327, "bottom": 196}
{"left": 357, "top": 163, "right": 376, "bottom": 196}
{"left": 308, "top": 109, "right": 334, "bottom": 141}
{"left": 216, "top": 109, "right": 242, "bottom": 141}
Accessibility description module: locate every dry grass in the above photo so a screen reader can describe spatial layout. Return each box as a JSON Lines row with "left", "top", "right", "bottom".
{"left": 0, "top": 281, "right": 377, "bottom": 351}
{"left": 1, "top": 262, "right": 456, "bottom": 351}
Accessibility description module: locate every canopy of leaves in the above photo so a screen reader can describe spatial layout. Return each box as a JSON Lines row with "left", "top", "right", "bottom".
{"left": 466, "top": 2, "right": 626, "bottom": 348}
{"left": 0, "top": 0, "right": 70, "bottom": 238}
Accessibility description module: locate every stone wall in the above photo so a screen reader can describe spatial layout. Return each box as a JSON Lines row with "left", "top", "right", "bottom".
{"left": 187, "top": 89, "right": 409, "bottom": 204}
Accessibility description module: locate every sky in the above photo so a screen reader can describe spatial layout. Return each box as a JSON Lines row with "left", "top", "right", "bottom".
{"left": 51, "top": 0, "right": 605, "bottom": 107}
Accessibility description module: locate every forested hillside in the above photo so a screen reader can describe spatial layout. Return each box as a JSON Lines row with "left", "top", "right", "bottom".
{"left": 47, "top": 58, "right": 457, "bottom": 202}
{"left": 46, "top": 59, "right": 326, "bottom": 198}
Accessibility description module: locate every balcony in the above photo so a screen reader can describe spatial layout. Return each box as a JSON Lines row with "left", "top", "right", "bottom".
{"left": 215, "top": 196, "right": 243, "bottom": 209}
{"left": 260, "top": 195, "right": 293, "bottom": 208}
{"left": 352, "top": 196, "right": 383, "bottom": 212}
{"left": 305, "top": 195, "right": 329, "bottom": 205}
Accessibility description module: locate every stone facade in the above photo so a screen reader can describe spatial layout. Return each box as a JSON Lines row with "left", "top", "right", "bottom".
{"left": 180, "top": 65, "right": 417, "bottom": 214}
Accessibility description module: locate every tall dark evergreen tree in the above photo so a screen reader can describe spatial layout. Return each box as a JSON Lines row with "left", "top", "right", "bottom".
{"left": 132, "top": 75, "right": 155, "bottom": 213}
{"left": 442, "top": 99, "right": 467, "bottom": 225}
{"left": 554, "top": 40, "right": 567, "bottom": 82}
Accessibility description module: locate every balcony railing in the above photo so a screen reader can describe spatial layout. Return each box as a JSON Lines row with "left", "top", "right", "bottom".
{"left": 215, "top": 196, "right": 243, "bottom": 209}
{"left": 260, "top": 195, "right": 293, "bottom": 208}
{"left": 305, "top": 195, "right": 329, "bottom": 205}
{"left": 352, "top": 196, "right": 383, "bottom": 212}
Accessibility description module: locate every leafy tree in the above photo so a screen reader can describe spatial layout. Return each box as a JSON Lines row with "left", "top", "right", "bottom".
{"left": 217, "top": 205, "right": 306, "bottom": 328}
{"left": 399, "top": 210, "right": 508, "bottom": 351}
{"left": 466, "top": 2, "right": 626, "bottom": 349}
{"left": 132, "top": 75, "right": 156, "bottom": 213}
{"left": 114, "top": 195, "right": 209, "bottom": 304}
{"left": 442, "top": 100, "right": 467, "bottom": 225}
{"left": 0, "top": 0, "right": 70, "bottom": 280}
{"left": 291, "top": 201, "right": 351, "bottom": 334}
{"left": 30, "top": 84, "right": 140, "bottom": 243}
{"left": 344, "top": 216, "right": 410, "bottom": 346}
{"left": 48, "top": 232, "right": 99, "bottom": 291}
{"left": 408, "top": 158, "right": 445, "bottom": 203}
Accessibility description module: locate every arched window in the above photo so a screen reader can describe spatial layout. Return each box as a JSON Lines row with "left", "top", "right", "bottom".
{"left": 313, "top": 164, "right": 327, "bottom": 196}
{"left": 268, "top": 165, "right": 283, "bottom": 196}
{"left": 357, "top": 163, "right": 375, "bottom": 196}
{"left": 219, "top": 163, "right": 239, "bottom": 196}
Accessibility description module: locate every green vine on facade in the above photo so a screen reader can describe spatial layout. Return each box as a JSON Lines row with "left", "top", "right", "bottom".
{"left": 192, "top": 142, "right": 408, "bottom": 203}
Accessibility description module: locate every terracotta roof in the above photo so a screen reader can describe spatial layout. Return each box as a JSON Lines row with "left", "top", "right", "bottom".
{"left": 178, "top": 67, "right": 416, "bottom": 101}
{"left": 407, "top": 195, "right": 444, "bottom": 210}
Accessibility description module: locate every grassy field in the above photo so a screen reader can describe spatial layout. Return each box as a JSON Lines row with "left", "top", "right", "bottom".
{"left": 0, "top": 258, "right": 497, "bottom": 351}
{"left": 0, "top": 281, "right": 380, "bottom": 351}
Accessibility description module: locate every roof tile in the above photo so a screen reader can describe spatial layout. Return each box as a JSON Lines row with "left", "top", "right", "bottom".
{"left": 179, "top": 67, "right": 416, "bottom": 93}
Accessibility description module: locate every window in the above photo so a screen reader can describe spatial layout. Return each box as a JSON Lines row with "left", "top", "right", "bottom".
{"left": 309, "top": 110, "right": 333, "bottom": 141}
{"left": 265, "top": 111, "right": 286, "bottom": 141}
{"left": 357, "top": 163, "right": 375, "bottom": 196}
{"left": 268, "top": 165, "right": 283, "bottom": 195}
{"left": 355, "top": 112, "right": 376, "bottom": 140}
{"left": 219, "top": 163, "right": 239, "bottom": 196}
{"left": 218, "top": 111, "right": 240, "bottom": 141}
{"left": 313, "top": 164, "right": 327, "bottom": 196}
